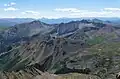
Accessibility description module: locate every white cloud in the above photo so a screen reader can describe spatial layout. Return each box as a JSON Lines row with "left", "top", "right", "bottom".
{"left": 21, "top": 11, "right": 41, "bottom": 19}
{"left": 4, "top": 7, "right": 18, "bottom": 11}
{"left": 70, "top": 11, "right": 112, "bottom": 17}
{"left": 22, "top": 11, "right": 40, "bottom": 16}
{"left": 53, "top": 7, "right": 120, "bottom": 18}
{"left": 104, "top": 8, "right": 120, "bottom": 11}
{"left": 4, "top": 2, "right": 16, "bottom": 7}
{"left": 69, "top": 10, "right": 120, "bottom": 17}
{"left": 54, "top": 8, "right": 81, "bottom": 13}
{"left": 2, "top": 7, "right": 120, "bottom": 19}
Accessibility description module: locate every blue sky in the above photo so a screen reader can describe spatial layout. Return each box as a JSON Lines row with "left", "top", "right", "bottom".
{"left": 0, "top": 0, "right": 120, "bottom": 18}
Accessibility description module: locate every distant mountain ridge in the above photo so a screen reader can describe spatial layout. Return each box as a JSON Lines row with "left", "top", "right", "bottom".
{"left": 0, "top": 18, "right": 35, "bottom": 27}
{"left": 0, "top": 17, "right": 120, "bottom": 27}
{"left": 39, "top": 17, "right": 120, "bottom": 24}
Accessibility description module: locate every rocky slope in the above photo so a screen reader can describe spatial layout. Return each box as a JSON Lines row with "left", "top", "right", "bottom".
{"left": 0, "top": 20, "right": 54, "bottom": 53}
{"left": 0, "top": 20, "right": 120, "bottom": 79}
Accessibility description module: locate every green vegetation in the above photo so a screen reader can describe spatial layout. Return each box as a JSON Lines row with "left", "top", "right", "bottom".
{"left": 87, "top": 36, "right": 105, "bottom": 46}
{"left": 0, "top": 26, "right": 8, "bottom": 31}
{"left": 88, "top": 42, "right": 120, "bottom": 55}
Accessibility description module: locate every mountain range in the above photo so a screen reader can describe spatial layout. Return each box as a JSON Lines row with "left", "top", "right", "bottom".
{"left": 0, "top": 19, "right": 120, "bottom": 79}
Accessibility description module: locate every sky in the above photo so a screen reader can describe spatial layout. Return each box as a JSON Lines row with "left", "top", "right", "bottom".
{"left": 0, "top": 0, "right": 120, "bottom": 19}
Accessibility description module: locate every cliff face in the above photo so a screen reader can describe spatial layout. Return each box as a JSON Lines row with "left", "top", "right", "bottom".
{"left": 57, "top": 21, "right": 80, "bottom": 35}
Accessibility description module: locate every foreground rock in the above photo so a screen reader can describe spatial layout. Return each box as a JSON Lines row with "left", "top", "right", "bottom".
{"left": 0, "top": 70, "right": 100, "bottom": 79}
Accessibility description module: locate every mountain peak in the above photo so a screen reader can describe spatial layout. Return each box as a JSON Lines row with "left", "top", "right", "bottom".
{"left": 30, "top": 20, "right": 42, "bottom": 24}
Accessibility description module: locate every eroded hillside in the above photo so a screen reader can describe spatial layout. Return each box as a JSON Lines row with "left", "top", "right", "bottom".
{"left": 0, "top": 20, "right": 120, "bottom": 79}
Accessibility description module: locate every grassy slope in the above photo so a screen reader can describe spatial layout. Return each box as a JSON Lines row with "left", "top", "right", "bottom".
{"left": 0, "top": 26, "right": 8, "bottom": 31}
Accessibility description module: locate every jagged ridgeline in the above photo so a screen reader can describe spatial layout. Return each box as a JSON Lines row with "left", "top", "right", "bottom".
{"left": 0, "top": 19, "right": 120, "bottom": 79}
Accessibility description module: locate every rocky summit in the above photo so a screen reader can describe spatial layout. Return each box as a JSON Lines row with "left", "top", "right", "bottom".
{"left": 0, "top": 19, "right": 120, "bottom": 79}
